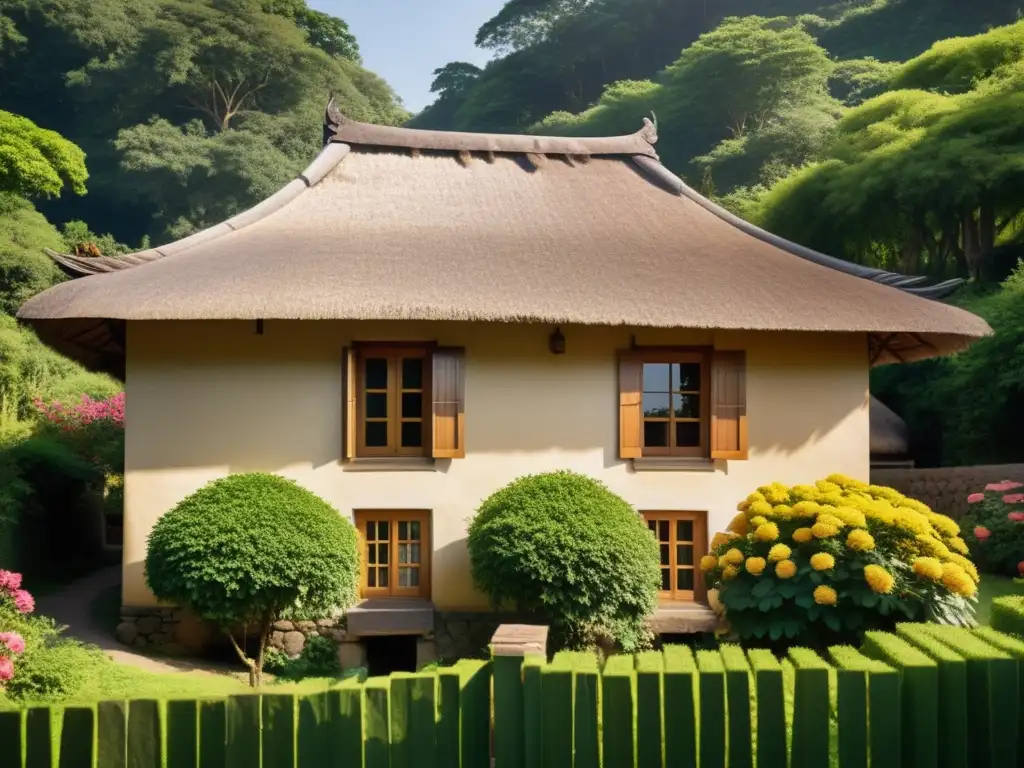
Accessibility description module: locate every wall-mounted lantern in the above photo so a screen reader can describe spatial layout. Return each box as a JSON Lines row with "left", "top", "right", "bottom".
{"left": 549, "top": 327, "right": 566, "bottom": 355}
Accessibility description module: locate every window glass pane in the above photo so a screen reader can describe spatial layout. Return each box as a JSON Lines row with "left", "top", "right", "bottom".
{"left": 677, "top": 569, "right": 694, "bottom": 590}
{"left": 675, "top": 421, "right": 701, "bottom": 447}
{"left": 642, "top": 392, "right": 670, "bottom": 418}
{"left": 643, "top": 363, "right": 670, "bottom": 391}
{"left": 398, "top": 521, "right": 408, "bottom": 540}
{"left": 366, "top": 521, "right": 376, "bottom": 540}
{"left": 658, "top": 520, "right": 669, "bottom": 541}
{"left": 379, "top": 568, "right": 389, "bottom": 587}
{"left": 366, "top": 392, "right": 388, "bottom": 419}
{"left": 660, "top": 544, "right": 669, "bottom": 566}
{"left": 365, "top": 421, "right": 388, "bottom": 447}
{"left": 677, "top": 520, "right": 694, "bottom": 541}
{"left": 365, "top": 358, "right": 388, "bottom": 389}
{"left": 647, "top": 520, "right": 658, "bottom": 535}
{"left": 401, "top": 421, "right": 423, "bottom": 448}
{"left": 644, "top": 421, "right": 669, "bottom": 447}
{"left": 398, "top": 544, "right": 408, "bottom": 564}
{"left": 674, "top": 363, "right": 701, "bottom": 391}
{"left": 410, "top": 521, "right": 421, "bottom": 540}
{"left": 399, "top": 567, "right": 411, "bottom": 587}
{"left": 677, "top": 545, "right": 693, "bottom": 565}
{"left": 402, "top": 392, "right": 423, "bottom": 419}
{"left": 402, "top": 358, "right": 423, "bottom": 390}
{"left": 377, "top": 521, "right": 389, "bottom": 540}
{"left": 409, "top": 568, "right": 419, "bottom": 587}
{"left": 368, "top": 545, "right": 376, "bottom": 565}
{"left": 661, "top": 570, "right": 671, "bottom": 591}
{"left": 673, "top": 394, "right": 700, "bottom": 419}
{"left": 368, "top": 569, "right": 376, "bottom": 587}
{"left": 377, "top": 543, "right": 389, "bottom": 565}
{"left": 410, "top": 543, "right": 420, "bottom": 564}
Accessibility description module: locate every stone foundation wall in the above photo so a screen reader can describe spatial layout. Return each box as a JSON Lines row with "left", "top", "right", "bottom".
{"left": 269, "top": 618, "right": 348, "bottom": 656}
{"left": 872, "top": 464, "right": 1024, "bottom": 520}
{"left": 116, "top": 606, "right": 183, "bottom": 649}
{"left": 434, "top": 611, "right": 535, "bottom": 661}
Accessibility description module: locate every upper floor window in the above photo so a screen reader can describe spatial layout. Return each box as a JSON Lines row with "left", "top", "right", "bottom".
{"left": 619, "top": 348, "right": 747, "bottom": 462}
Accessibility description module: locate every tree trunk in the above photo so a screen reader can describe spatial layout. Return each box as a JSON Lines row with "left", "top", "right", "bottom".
{"left": 977, "top": 201, "right": 997, "bottom": 281}
{"left": 962, "top": 211, "right": 982, "bottom": 280}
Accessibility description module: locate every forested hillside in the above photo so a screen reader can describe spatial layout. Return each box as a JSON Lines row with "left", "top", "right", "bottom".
{"left": 0, "top": 0, "right": 403, "bottom": 575}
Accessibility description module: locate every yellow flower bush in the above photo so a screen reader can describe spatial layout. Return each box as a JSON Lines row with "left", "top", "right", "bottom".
{"left": 813, "top": 585, "right": 838, "bottom": 605}
{"left": 810, "top": 553, "right": 835, "bottom": 571}
{"left": 702, "top": 475, "right": 979, "bottom": 644}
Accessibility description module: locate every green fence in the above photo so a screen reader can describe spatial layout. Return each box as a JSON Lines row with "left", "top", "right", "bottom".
{"left": 3, "top": 625, "right": 1024, "bottom": 767}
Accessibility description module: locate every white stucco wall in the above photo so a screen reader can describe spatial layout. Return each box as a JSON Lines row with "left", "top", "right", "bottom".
{"left": 123, "top": 320, "right": 870, "bottom": 609}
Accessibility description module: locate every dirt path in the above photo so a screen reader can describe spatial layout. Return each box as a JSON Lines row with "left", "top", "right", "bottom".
{"left": 35, "top": 566, "right": 234, "bottom": 676}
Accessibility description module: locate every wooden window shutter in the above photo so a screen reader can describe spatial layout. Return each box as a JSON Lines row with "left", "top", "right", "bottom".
{"left": 342, "top": 346, "right": 356, "bottom": 460}
{"left": 711, "top": 350, "right": 748, "bottom": 460}
{"left": 618, "top": 353, "right": 643, "bottom": 459}
{"left": 432, "top": 347, "right": 465, "bottom": 459}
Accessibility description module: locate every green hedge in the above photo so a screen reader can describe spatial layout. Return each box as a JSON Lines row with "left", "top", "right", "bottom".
{"left": 992, "top": 595, "right": 1024, "bottom": 637}
{"left": 830, "top": 645, "right": 900, "bottom": 768}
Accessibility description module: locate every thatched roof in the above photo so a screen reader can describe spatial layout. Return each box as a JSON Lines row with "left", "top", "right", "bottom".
{"left": 869, "top": 395, "right": 910, "bottom": 456}
{"left": 19, "top": 103, "right": 992, "bottom": 379}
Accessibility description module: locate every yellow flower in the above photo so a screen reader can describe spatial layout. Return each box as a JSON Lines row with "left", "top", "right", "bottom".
{"left": 833, "top": 507, "right": 868, "bottom": 528}
{"left": 718, "top": 556, "right": 730, "bottom": 569}
{"left": 760, "top": 483, "right": 791, "bottom": 505}
{"left": 791, "top": 485, "right": 819, "bottom": 501}
{"left": 768, "top": 543, "right": 792, "bottom": 562}
{"left": 941, "top": 563, "right": 976, "bottom": 597}
{"left": 864, "top": 564, "right": 894, "bottom": 594}
{"left": 792, "top": 527, "right": 814, "bottom": 544}
{"left": 826, "top": 473, "right": 867, "bottom": 491}
{"left": 700, "top": 555, "right": 719, "bottom": 572}
{"left": 775, "top": 559, "right": 797, "bottom": 579}
{"left": 750, "top": 515, "right": 768, "bottom": 528}
{"left": 711, "top": 532, "right": 734, "bottom": 549}
{"left": 945, "top": 553, "right": 980, "bottom": 583}
{"left": 810, "top": 553, "right": 835, "bottom": 571}
{"left": 792, "top": 501, "right": 821, "bottom": 517}
{"left": 747, "top": 491, "right": 767, "bottom": 505}
{"left": 846, "top": 529, "right": 875, "bottom": 551}
{"left": 754, "top": 523, "right": 780, "bottom": 542}
{"left": 912, "top": 557, "right": 943, "bottom": 581}
{"left": 725, "top": 548, "right": 745, "bottom": 566}
{"left": 817, "top": 513, "right": 845, "bottom": 529}
{"left": 772, "top": 504, "right": 794, "bottom": 520}
{"left": 749, "top": 500, "right": 773, "bottom": 518}
{"left": 811, "top": 522, "right": 839, "bottom": 539}
{"left": 728, "top": 514, "right": 749, "bottom": 536}
{"left": 746, "top": 557, "right": 767, "bottom": 576}
{"left": 948, "top": 537, "right": 969, "bottom": 555}
{"left": 723, "top": 565, "right": 740, "bottom": 581}
{"left": 813, "top": 585, "right": 838, "bottom": 605}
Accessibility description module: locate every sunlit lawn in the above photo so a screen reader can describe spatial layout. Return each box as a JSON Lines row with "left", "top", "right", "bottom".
{"left": 977, "top": 573, "right": 1018, "bottom": 625}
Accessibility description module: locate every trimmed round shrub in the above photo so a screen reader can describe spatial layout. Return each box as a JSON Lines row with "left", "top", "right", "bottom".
{"left": 959, "top": 480, "right": 1024, "bottom": 576}
{"left": 704, "top": 475, "right": 978, "bottom": 646}
{"left": 145, "top": 473, "right": 359, "bottom": 683}
{"left": 467, "top": 471, "right": 660, "bottom": 652}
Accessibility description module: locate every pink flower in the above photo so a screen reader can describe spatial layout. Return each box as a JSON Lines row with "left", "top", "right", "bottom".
{"left": 0, "top": 656, "right": 12, "bottom": 682}
{"left": 0, "top": 632, "right": 25, "bottom": 654}
{"left": 12, "top": 589, "right": 34, "bottom": 614}
{"left": 1009, "top": 512, "right": 1024, "bottom": 522}
{"left": 974, "top": 526, "right": 992, "bottom": 541}
{"left": 0, "top": 570, "right": 22, "bottom": 592}
{"left": 1006, "top": 495, "right": 1024, "bottom": 505}
{"left": 1018, "top": 561, "right": 1024, "bottom": 576}
{"left": 986, "top": 482, "right": 1024, "bottom": 492}
{"left": 968, "top": 493, "right": 985, "bottom": 504}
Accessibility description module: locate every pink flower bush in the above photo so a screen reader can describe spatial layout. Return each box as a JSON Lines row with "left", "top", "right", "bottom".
{"left": 12, "top": 590, "right": 33, "bottom": 614}
{"left": 0, "top": 632, "right": 25, "bottom": 654}
{"left": 0, "top": 657, "right": 12, "bottom": 682}
{"left": 962, "top": 481, "right": 1024, "bottom": 576}
{"left": 0, "top": 570, "right": 21, "bottom": 592}
{"left": 32, "top": 392, "right": 124, "bottom": 429}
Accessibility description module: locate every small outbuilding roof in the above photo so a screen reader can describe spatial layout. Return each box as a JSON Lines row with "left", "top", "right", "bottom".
{"left": 869, "top": 395, "right": 910, "bottom": 457}
{"left": 19, "top": 103, "right": 992, "bottom": 378}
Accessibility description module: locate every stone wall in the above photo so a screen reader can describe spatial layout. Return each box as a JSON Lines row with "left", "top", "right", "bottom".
{"left": 116, "top": 606, "right": 182, "bottom": 649}
{"left": 269, "top": 618, "right": 347, "bottom": 656}
{"left": 872, "top": 464, "right": 1024, "bottom": 520}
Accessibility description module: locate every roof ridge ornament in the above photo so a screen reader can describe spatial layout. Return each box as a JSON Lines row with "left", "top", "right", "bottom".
{"left": 639, "top": 113, "right": 658, "bottom": 146}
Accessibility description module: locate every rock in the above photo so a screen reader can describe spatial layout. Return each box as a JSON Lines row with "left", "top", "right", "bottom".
{"left": 295, "top": 621, "right": 316, "bottom": 632}
{"left": 272, "top": 620, "right": 295, "bottom": 632}
{"left": 133, "top": 636, "right": 148, "bottom": 647}
{"left": 337, "top": 642, "right": 366, "bottom": 670}
{"left": 172, "top": 609, "right": 188, "bottom": 621}
{"left": 150, "top": 633, "right": 170, "bottom": 645}
{"left": 415, "top": 639, "right": 439, "bottom": 670}
{"left": 116, "top": 621, "right": 139, "bottom": 645}
{"left": 136, "top": 615, "right": 162, "bottom": 635}
{"left": 437, "top": 633, "right": 457, "bottom": 661}
{"left": 329, "top": 628, "right": 349, "bottom": 643}
{"left": 270, "top": 631, "right": 285, "bottom": 650}
{"left": 316, "top": 618, "right": 335, "bottom": 628}
{"left": 282, "top": 631, "right": 306, "bottom": 657}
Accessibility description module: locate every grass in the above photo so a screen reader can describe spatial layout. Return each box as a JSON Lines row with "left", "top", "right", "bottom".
{"left": 977, "top": 574, "right": 1018, "bottom": 625}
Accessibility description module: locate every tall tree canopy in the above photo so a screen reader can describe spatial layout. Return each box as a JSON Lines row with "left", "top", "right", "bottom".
{"left": 0, "top": 111, "right": 87, "bottom": 199}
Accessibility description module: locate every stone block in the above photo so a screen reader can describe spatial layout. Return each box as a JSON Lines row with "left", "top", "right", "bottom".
{"left": 136, "top": 615, "right": 162, "bottom": 635}
{"left": 295, "top": 621, "right": 317, "bottom": 632}
{"left": 273, "top": 620, "right": 295, "bottom": 632}
{"left": 133, "top": 637, "right": 148, "bottom": 647}
{"left": 329, "top": 628, "right": 349, "bottom": 643}
{"left": 337, "top": 642, "right": 366, "bottom": 670}
{"left": 115, "top": 622, "right": 138, "bottom": 645}
{"left": 490, "top": 624, "right": 549, "bottom": 657}
{"left": 317, "top": 618, "right": 336, "bottom": 628}
{"left": 282, "top": 631, "right": 305, "bottom": 657}
{"left": 150, "top": 633, "right": 170, "bottom": 646}
{"left": 269, "top": 631, "right": 285, "bottom": 650}
{"left": 416, "top": 639, "right": 439, "bottom": 670}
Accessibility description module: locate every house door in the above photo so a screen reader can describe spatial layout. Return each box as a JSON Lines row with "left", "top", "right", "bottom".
{"left": 354, "top": 510, "right": 431, "bottom": 600}
{"left": 643, "top": 511, "right": 707, "bottom": 602}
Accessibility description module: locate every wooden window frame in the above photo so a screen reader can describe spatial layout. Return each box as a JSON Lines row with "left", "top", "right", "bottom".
{"left": 354, "top": 510, "right": 431, "bottom": 600}
{"left": 635, "top": 348, "right": 711, "bottom": 459}
{"left": 355, "top": 344, "right": 433, "bottom": 458}
{"left": 642, "top": 510, "right": 708, "bottom": 603}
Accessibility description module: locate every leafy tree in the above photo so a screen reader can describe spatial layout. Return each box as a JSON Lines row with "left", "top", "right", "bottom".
{"left": 260, "top": 0, "right": 360, "bottom": 61}
{"left": 0, "top": 111, "right": 87, "bottom": 199}
{"left": 145, "top": 473, "right": 360, "bottom": 686}
{"left": 830, "top": 57, "right": 900, "bottom": 105}
{"left": 0, "top": 194, "right": 64, "bottom": 317}
{"left": 429, "top": 62, "right": 483, "bottom": 98}
{"left": 475, "top": 0, "right": 589, "bottom": 53}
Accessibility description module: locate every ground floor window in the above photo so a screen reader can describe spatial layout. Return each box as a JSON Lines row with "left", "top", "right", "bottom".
{"left": 354, "top": 510, "right": 431, "bottom": 599}
{"left": 642, "top": 510, "right": 707, "bottom": 602}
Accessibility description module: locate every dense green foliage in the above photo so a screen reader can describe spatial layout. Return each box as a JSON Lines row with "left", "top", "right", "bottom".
{"left": 264, "top": 634, "right": 343, "bottom": 680}
{"left": 706, "top": 476, "right": 977, "bottom": 646}
{"left": 467, "top": 471, "right": 660, "bottom": 652}
{"left": 958, "top": 481, "right": 1024, "bottom": 577}
{"left": 145, "top": 473, "right": 359, "bottom": 684}
{"left": 990, "top": 594, "right": 1024, "bottom": 636}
